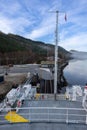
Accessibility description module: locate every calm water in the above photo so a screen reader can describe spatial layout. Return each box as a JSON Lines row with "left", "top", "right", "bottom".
{"left": 64, "top": 59, "right": 87, "bottom": 86}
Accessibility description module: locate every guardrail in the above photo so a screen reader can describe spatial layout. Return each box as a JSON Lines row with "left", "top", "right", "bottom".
{"left": 0, "top": 107, "right": 87, "bottom": 124}
{"left": 32, "top": 94, "right": 67, "bottom": 100}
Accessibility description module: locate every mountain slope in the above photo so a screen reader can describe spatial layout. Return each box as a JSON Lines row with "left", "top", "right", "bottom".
{"left": 0, "top": 32, "right": 70, "bottom": 65}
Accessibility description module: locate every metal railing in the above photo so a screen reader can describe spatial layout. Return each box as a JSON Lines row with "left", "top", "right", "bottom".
{"left": 0, "top": 107, "right": 87, "bottom": 125}
{"left": 33, "top": 94, "right": 67, "bottom": 100}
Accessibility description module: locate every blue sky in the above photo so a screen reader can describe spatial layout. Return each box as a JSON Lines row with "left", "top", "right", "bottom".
{"left": 0, "top": 0, "right": 87, "bottom": 51}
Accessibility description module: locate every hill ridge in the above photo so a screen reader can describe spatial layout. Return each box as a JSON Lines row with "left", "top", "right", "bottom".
{"left": 0, "top": 32, "right": 70, "bottom": 65}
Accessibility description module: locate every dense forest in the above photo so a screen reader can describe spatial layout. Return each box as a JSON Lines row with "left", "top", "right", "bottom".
{"left": 0, "top": 31, "right": 70, "bottom": 65}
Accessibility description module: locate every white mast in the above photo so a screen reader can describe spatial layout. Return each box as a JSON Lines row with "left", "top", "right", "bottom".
{"left": 54, "top": 11, "right": 58, "bottom": 100}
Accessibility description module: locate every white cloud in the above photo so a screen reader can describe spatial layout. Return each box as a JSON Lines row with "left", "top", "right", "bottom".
{"left": 0, "top": 14, "right": 33, "bottom": 35}
{"left": 24, "top": 0, "right": 63, "bottom": 40}
{"left": 26, "top": 13, "right": 55, "bottom": 39}
{"left": 0, "top": 0, "right": 21, "bottom": 16}
{"left": 61, "top": 33, "right": 87, "bottom": 51}
{"left": 0, "top": 16, "right": 13, "bottom": 33}
{"left": 0, "top": 0, "right": 87, "bottom": 51}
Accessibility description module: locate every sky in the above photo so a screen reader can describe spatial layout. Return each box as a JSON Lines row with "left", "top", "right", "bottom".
{"left": 0, "top": 0, "right": 87, "bottom": 51}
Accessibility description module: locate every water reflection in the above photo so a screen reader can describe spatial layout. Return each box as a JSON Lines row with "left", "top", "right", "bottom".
{"left": 64, "top": 59, "right": 87, "bottom": 86}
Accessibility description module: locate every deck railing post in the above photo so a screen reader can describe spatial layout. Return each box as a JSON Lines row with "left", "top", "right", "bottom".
{"left": 48, "top": 108, "right": 49, "bottom": 122}
{"left": 86, "top": 114, "right": 87, "bottom": 124}
{"left": 10, "top": 110, "right": 11, "bottom": 124}
{"left": 66, "top": 109, "right": 68, "bottom": 123}
{"left": 29, "top": 109, "right": 31, "bottom": 120}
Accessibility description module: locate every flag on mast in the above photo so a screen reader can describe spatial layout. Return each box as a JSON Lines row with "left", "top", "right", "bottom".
{"left": 65, "top": 13, "right": 67, "bottom": 21}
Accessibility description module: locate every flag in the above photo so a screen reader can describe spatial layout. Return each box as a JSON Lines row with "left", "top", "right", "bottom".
{"left": 65, "top": 13, "right": 67, "bottom": 21}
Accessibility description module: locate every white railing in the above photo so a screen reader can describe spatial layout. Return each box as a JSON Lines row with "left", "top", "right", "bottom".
{"left": 0, "top": 107, "right": 87, "bottom": 124}
{"left": 33, "top": 94, "right": 67, "bottom": 100}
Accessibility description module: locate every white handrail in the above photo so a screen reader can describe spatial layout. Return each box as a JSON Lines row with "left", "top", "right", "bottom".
{"left": 14, "top": 107, "right": 85, "bottom": 110}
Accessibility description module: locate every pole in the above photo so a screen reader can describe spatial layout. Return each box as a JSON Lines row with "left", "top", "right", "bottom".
{"left": 54, "top": 11, "right": 58, "bottom": 100}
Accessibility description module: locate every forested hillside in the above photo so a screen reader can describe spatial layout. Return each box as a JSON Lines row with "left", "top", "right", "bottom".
{"left": 0, "top": 31, "right": 70, "bottom": 65}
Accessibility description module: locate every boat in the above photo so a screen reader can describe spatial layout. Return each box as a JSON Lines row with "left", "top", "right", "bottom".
{"left": 0, "top": 11, "right": 87, "bottom": 130}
